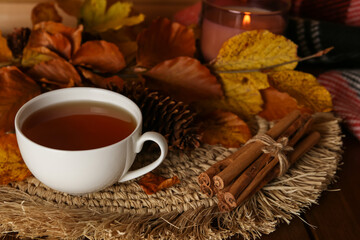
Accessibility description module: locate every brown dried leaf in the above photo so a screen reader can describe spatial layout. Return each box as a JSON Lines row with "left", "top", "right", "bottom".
{"left": 144, "top": 56, "right": 223, "bottom": 103}
{"left": 259, "top": 87, "right": 312, "bottom": 121}
{"left": 136, "top": 18, "right": 195, "bottom": 69}
{"left": 0, "top": 66, "right": 41, "bottom": 132}
{"left": 78, "top": 67, "right": 124, "bottom": 91}
{"left": 138, "top": 172, "right": 180, "bottom": 195}
{"left": 201, "top": 110, "right": 252, "bottom": 148}
{"left": 26, "top": 28, "right": 72, "bottom": 59}
{"left": 55, "top": 0, "right": 84, "bottom": 18}
{"left": 31, "top": 2, "right": 62, "bottom": 25}
{"left": 0, "top": 132, "right": 32, "bottom": 185}
{"left": 71, "top": 40, "right": 126, "bottom": 73}
{"left": 100, "top": 28, "right": 139, "bottom": 64}
{"left": 27, "top": 58, "right": 81, "bottom": 87}
{"left": 115, "top": 40, "right": 137, "bottom": 64}
{"left": 34, "top": 22, "right": 83, "bottom": 55}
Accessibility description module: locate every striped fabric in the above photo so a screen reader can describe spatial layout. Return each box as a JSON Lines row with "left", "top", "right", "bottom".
{"left": 285, "top": 18, "right": 360, "bottom": 65}
{"left": 347, "top": 0, "right": 360, "bottom": 25}
{"left": 286, "top": 2, "right": 360, "bottom": 139}
{"left": 291, "top": 0, "right": 360, "bottom": 27}
{"left": 318, "top": 70, "right": 360, "bottom": 139}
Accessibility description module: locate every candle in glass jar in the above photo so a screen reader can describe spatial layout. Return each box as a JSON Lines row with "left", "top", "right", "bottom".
{"left": 201, "top": 5, "right": 287, "bottom": 61}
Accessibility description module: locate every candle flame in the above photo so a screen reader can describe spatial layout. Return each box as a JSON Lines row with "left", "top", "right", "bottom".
{"left": 242, "top": 13, "right": 251, "bottom": 27}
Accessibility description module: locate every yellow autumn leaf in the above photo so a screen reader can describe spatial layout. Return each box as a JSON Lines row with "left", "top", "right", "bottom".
{"left": 0, "top": 31, "right": 14, "bottom": 67}
{"left": 0, "top": 132, "right": 32, "bottom": 185}
{"left": 202, "top": 72, "right": 269, "bottom": 119}
{"left": 212, "top": 30, "right": 298, "bottom": 72}
{"left": 268, "top": 70, "right": 333, "bottom": 113}
{"left": 80, "top": 0, "right": 144, "bottom": 33}
{"left": 201, "top": 110, "right": 252, "bottom": 148}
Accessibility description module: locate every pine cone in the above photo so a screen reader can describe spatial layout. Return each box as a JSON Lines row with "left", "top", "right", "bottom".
{"left": 6, "top": 28, "right": 31, "bottom": 59}
{"left": 121, "top": 79, "right": 201, "bottom": 150}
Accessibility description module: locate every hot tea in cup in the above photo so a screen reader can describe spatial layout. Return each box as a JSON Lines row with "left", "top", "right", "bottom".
{"left": 21, "top": 101, "right": 137, "bottom": 150}
{"left": 15, "top": 87, "right": 168, "bottom": 195}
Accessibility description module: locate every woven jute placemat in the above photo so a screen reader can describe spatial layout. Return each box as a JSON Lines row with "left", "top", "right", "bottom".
{"left": 0, "top": 113, "right": 343, "bottom": 240}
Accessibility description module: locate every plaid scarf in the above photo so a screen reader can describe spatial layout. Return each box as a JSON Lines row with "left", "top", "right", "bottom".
{"left": 291, "top": 0, "right": 360, "bottom": 26}
{"left": 285, "top": 18, "right": 360, "bottom": 66}
{"left": 318, "top": 70, "right": 360, "bottom": 139}
{"left": 286, "top": 1, "right": 360, "bottom": 139}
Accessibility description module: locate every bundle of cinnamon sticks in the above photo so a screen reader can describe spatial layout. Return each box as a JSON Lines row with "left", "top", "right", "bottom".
{"left": 198, "top": 110, "right": 321, "bottom": 212}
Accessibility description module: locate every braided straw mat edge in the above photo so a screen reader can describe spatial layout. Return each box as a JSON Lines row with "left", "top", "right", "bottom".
{"left": 0, "top": 113, "right": 343, "bottom": 240}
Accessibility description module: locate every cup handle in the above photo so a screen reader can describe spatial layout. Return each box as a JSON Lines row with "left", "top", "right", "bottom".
{"left": 118, "top": 132, "right": 168, "bottom": 182}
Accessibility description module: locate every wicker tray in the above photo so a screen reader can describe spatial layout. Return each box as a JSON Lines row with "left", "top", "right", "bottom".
{"left": 0, "top": 113, "right": 343, "bottom": 240}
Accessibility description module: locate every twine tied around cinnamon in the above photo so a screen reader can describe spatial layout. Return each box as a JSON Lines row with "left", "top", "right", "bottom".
{"left": 246, "top": 134, "right": 294, "bottom": 176}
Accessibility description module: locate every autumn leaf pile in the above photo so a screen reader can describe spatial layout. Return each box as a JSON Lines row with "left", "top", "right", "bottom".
{"left": 135, "top": 24, "right": 332, "bottom": 147}
{"left": 0, "top": 0, "right": 333, "bottom": 186}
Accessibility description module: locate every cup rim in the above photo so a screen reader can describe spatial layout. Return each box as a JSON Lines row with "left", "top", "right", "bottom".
{"left": 202, "top": 0, "right": 291, "bottom": 16}
{"left": 15, "top": 87, "right": 142, "bottom": 153}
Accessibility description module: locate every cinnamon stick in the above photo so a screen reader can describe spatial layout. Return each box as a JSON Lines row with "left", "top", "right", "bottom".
{"left": 235, "top": 131, "right": 321, "bottom": 208}
{"left": 198, "top": 143, "right": 253, "bottom": 197}
{"left": 218, "top": 199, "right": 232, "bottom": 212}
{"left": 217, "top": 185, "right": 232, "bottom": 211}
{"left": 198, "top": 157, "right": 233, "bottom": 197}
{"left": 222, "top": 154, "right": 272, "bottom": 208}
{"left": 216, "top": 184, "right": 231, "bottom": 199}
{"left": 234, "top": 156, "right": 278, "bottom": 207}
{"left": 213, "top": 110, "right": 301, "bottom": 190}
{"left": 288, "top": 116, "right": 314, "bottom": 146}
{"left": 198, "top": 145, "right": 249, "bottom": 186}
{"left": 281, "top": 113, "right": 311, "bottom": 140}
{"left": 199, "top": 145, "right": 248, "bottom": 196}
{"left": 220, "top": 114, "right": 311, "bottom": 205}
{"left": 200, "top": 184, "right": 214, "bottom": 197}
{"left": 287, "top": 131, "right": 321, "bottom": 166}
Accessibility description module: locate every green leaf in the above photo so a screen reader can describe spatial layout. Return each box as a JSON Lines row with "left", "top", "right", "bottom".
{"left": 81, "top": 0, "right": 106, "bottom": 28}
{"left": 80, "top": 0, "right": 144, "bottom": 33}
{"left": 21, "top": 47, "right": 59, "bottom": 68}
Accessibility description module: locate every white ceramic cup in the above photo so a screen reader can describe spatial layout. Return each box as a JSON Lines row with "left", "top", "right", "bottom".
{"left": 15, "top": 87, "right": 168, "bottom": 195}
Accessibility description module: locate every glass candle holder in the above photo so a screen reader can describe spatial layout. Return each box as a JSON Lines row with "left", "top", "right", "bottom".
{"left": 200, "top": 0, "right": 291, "bottom": 61}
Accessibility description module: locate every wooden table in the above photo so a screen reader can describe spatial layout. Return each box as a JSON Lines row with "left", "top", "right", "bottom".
{"left": 2, "top": 127, "right": 360, "bottom": 240}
